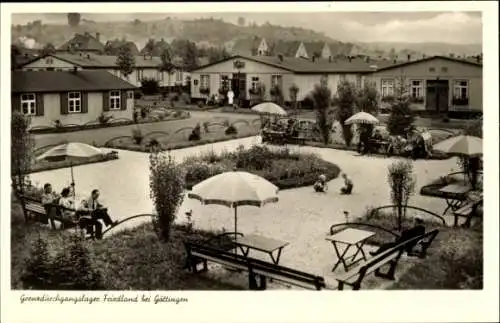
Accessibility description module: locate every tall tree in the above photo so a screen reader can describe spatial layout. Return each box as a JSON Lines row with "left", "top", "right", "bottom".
{"left": 40, "top": 43, "right": 56, "bottom": 56}
{"left": 11, "top": 112, "right": 34, "bottom": 221}
{"left": 11, "top": 44, "right": 21, "bottom": 70}
{"left": 289, "top": 84, "right": 299, "bottom": 117}
{"left": 356, "top": 81, "right": 379, "bottom": 115}
{"left": 144, "top": 38, "right": 156, "bottom": 55}
{"left": 387, "top": 76, "right": 415, "bottom": 136}
{"left": 207, "top": 47, "right": 230, "bottom": 64}
{"left": 237, "top": 17, "right": 246, "bottom": 26}
{"left": 160, "top": 47, "right": 175, "bottom": 86}
{"left": 311, "top": 76, "right": 333, "bottom": 145}
{"left": 116, "top": 45, "right": 135, "bottom": 79}
{"left": 335, "top": 80, "right": 357, "bottom": 147}
{"left": 182, "top": 40, "right": 199, "bottom": 71}
{"left": 67, "top": 13, "right": 81, "bottom": 28}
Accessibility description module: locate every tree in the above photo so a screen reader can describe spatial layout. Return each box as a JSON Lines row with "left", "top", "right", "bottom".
{"left": 182, "top": 41, "right": 198, "bottom": 71}
{"left": 11, "top": 112, "right": 34, "bottom": 221}
{"left": 11, "top": 44, "right": 21, "bottom": 70}
{"left": 41, "top": 43, "right": 56, "bottom": 56}
{"left": 144, "top": 38, "right": 156, "bottom": 56}
{"left": 237, "top": 17, "right": 246, "bottom": 26}
{"left": 149, "top": 151, "right": 185, "bottom": 241}
{"left": 387, "top": 76, "right": 415, "bottom": 136}
{"left": 387, "top": 160, "right": 416, "bottom": 231}
{"left": 334, "top": 80, "right": 357, "bottom": 147}
{"left": 289, "top": 84, "right": 299, "bottom": 117}
{"left": 356, "top": 81, "right": 379, "bottom": 115}
{"left": 67, "top": 13, "right": 81, "bottom": 28}
{"left": 160, "top": 47, "right": 175, "bottom": 86}
{"left": 207, "top": 47, "right": 230, "bottom": 64}
{"left": 116, "top": 45, "right": 135, "bottom": 79}
{"left": 311, "top": 76, "right": 333, "bottom": 145}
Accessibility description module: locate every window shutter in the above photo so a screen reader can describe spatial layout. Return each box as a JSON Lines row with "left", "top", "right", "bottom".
{"left": 81, "top": 92, "right": 88, "bottom": 114}
{"left": 102, "top": 91, "right": 110, "bottom": 112}
{"left": 60, "top": 92, "right": 68, "bottom": 115}
{"left": 36, "top": 93, "right": 44, "bottom": 116}
{"left": 11, "top": 94, "right": 20, "bottom": 113}
{"left": 120, "top": 90, "right": 127, "bottom": 110}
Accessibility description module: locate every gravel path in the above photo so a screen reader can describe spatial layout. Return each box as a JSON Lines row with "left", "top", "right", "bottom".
{"left": 29, "top": 136, "right": 460, "bottom": 287}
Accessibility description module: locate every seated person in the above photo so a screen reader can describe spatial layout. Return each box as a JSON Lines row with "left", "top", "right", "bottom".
{"left": 58, "top": 187, "right": 78, "bottom": 224}
{"left": 41, "top": 183, "right": 59, "bottom": 228}
{"left": 314, "top": 174, "right": 328, "bottom": 192}
{"left": 370, "top": 218, "right": 425, "bottom": 256}
{"left": 79, "top": 189, "right": 117, "bottom": 240}
{"left": 340, "top": 174, "right": 353, "bottom": 195}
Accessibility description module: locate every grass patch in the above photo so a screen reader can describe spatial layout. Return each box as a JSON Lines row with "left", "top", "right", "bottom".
{"left": 29, "top": 151, "right": 119, "bottom": 174}
{"left": 10, "top": 203, "right": 241, "bottom": 290}
{"left": 354, "top": 208, "right": 483, "bottom": 289}
{"left": 181, "top": 145, "right": 341, "bottom": 190}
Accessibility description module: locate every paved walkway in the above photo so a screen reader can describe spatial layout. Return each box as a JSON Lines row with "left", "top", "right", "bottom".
{"left": 29, "top": 136, "right": 460, "bottom": 285}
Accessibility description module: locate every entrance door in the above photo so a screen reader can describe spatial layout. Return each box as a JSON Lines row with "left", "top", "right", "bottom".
{"left": 232, "top": 73, "right": 246, "bottom": 100}
{"left": 426, "top": 80, "right": 449, "bottom": 113}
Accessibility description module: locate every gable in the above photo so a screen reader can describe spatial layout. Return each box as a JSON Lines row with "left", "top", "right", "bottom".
{"left": 21, "top": 55, "right": 79, "bottom": 70}
{"left": 373, "top": 57, "right": 482, "bottom": 79}
{"left": 296, "top": 43, "right": 308, "bottom": 58}
{"left": 192, "top": 57, "right": 292, "bottom": 74}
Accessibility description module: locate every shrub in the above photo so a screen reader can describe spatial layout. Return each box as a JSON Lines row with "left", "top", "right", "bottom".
{"left": 197, "top": 101, "right": 204, "bottom": 109}
{"left": 225, "top": 124, "right": 238, "bottom": 135}
{"left": 387, "top": 97, "right": 415, "bottom": 136}
{"left": 387, "top": 160, "right": 416, "bottom": 231}
{"left": 98, "top": 113, "right": 113, "bottom": 125}
{"left": 335, "top": 80, "right": 358, "bottom": 146}
{"left": 21, "top": 238, "right": 53, "bottom": 289}
{"left": 149, "top": 151, "right": 185, "bottom": 241}
{"left": 301, "top": 96, "right": 314, "bottom": 109}
{"left": 463, "top": 117, "right": 482, "bottom": 138}
{"left": 141, "top": 78, "right": 160, "bottom": 95}
{"left": 311, "top": 76, "right": 334, "bottom": 145}
{"left": 222, "top": 119, "right": 230, "bottom": 127}
{"left": 132, "top": 127, "right": 144, "bottom": 145}
{"left": 235, "top": 145, "right": 274, "bottom": 170}
{"left": 188, "top": 123, "right": 201, "bottom": 141}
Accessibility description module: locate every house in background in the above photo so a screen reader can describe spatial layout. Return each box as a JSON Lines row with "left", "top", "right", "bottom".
{"left": 230, "top": 36, "right": 269, "bottom": 56}
{"left": 270, "top": 40, "right": 308, "bottom": 58}
{"left": 57, "top": 32, "right": 105, "bottom": 54}
{"left": 303, "top": 41, "right": 332, "bottom": 59}
{"left": 366, "top": 55, "right": 483, "bottom": 117}
{"left": 11, "top": 70, "right": 137, "bottom": 128}
{"left": 189, "top": 54, "right": 384, "bottom": 103}
{"left": 19, "top": 53, "right": 190, "bottom": 89}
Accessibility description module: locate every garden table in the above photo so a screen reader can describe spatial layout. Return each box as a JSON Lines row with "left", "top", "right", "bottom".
{"left": 233, "top": 234, "right": 289, "bottom": 265}
{"left": 326, "top": 228, "right": 375, "bottom": 272}
{"left": 439, "top": 183, "right": 472, "bottom": 215}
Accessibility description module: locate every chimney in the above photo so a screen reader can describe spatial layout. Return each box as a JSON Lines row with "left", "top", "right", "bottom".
{"left": 96, "top": 32, "right": 100, "bottom": 42}
{"left": 407, "top": 54, "right": 411, "bottom": 61}
{"left": 328, "top": 56, "right": 332, "bottom": 63}
{"left": 278, "top": 54, "right": 283, "bottom": 62}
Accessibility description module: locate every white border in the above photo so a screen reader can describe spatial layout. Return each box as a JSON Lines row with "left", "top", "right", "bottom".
{"left": 1, "top": 2, "right": 498, "bottom": 323}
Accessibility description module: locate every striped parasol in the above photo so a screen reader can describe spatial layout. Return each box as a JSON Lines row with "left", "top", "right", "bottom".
{"left": 344, "top": 112, "right": 379, "bottom": 125}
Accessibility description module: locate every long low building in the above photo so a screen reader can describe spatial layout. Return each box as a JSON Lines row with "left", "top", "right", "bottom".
{"left": 190, "top": 54, "right": 482, "bottom": 115}
{"left": 11, "top": 70, "right": 137, "bottom": 128}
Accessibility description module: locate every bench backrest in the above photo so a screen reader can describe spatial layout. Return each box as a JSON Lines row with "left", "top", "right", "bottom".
{"left": 185, "top": 242, "right": 326, "bottom": 288}
{"left": 19, "top": 195, "right": 74, "bottom": 217}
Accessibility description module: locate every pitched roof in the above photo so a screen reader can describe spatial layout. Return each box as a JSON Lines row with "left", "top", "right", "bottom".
{"left": 58, "top": 33, "right": 105, "bottom": 52}
{"left": 373, "top": 55, "right": 482, "bottom": 72}
{"left": 271, "top": 40, "right": 303, "bottom": 57}
{"left": 12, "top": 70, "right": 137, "bottom": 93}
{"left": 193, "top": 54, "right": 399, "bottom": 74}
{"left": 231, "top": 36, "right": 262, "bottom": 55}
{"left": 303, "top": 42, "right": 326, "bottom": 57}
{"left": 27, "top": 53, "right": 163, "bottom": 68}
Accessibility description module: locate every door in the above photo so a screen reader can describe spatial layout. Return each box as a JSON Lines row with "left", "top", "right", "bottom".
{"left": 232, "top": 73, "right": 247, "bottom": 100}
{"left": 426, "top": 80, "right": 449, "bottom": 113}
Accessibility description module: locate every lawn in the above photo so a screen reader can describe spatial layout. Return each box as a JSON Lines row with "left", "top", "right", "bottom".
{"left": 32, "top": 111, "right": 260, "bottom": 150}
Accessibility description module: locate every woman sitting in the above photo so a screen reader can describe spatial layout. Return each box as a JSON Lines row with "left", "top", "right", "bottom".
{"left": 58, "top": 187, "right": 78, "bottom": 224}
{"left": 314, "top": 174, "right": 328, "bottom": 192}
{"left": 340, "top": 174, "right": 353, "bottom": 195}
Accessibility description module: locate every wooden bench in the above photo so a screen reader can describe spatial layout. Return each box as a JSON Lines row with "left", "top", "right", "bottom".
{"left": 453, "top": 199, "right": 483, "bottom": 227}
{"left": 184, "top": 241, "right": 326, "bottom": 290}
{"left": 335, "top": 229, "right": 439, "bottom": 290}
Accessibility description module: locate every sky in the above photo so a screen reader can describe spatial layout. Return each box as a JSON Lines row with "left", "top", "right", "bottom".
{"left": 11, "top": 11, "right": 482, "bottom": 44}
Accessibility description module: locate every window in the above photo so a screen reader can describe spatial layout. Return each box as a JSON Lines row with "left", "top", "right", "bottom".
{"left": 220, "top": 74, "right": 230, "bottom": 89}
{"left": 271, "top": 74, "right": 282, "bottom": 88}
{"left": 127, "top": 91, "right": 134, "bottom": 99}
{"left": 453, "top": 80, "right": 469, "bottom": 99}
{"left": 68, "top": 92, "right": 81, "bottom": 113}
{"left": 20, "top": 93, "right": 36, "bottom": 115}
{"left": 251, "top": 77, "right": 260, "bottom": 90}
{"left": 136, "top": 69, "right": 143, "bottom": 81}
{"left": 200, "top": 75, "right": 210, "bottom": 89}
{"left": 109, "top": 90, "right": 121, "bottom": 110}
{"left": 410, "top": 80, "right": 423, "bottom": 98}
{"left": 156, "top": 71, "right": 164, "bottom": 81}
{"left": 45, "top": 58, "right": 53, "bottom": 64}
{"left": 176, "top": 70, "right": 183, "bottom": 82}
{"left": 193, "top": 79, "right": 199, "bottom": 86}
{"left": 381, "top": 79, "right": 395, "bottom": 97}
{"left": 429, "top": 67, "right": 436, "bottom": 72}
{"left": 441, "top": 67, "right": 448, "bottom": 73}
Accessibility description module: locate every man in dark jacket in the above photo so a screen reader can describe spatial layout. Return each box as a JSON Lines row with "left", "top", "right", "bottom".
{"left": 370, "top": 218, "right": 425, "bottom": 256}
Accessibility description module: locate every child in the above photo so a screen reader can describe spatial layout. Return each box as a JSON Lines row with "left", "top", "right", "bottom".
{"left": 340, "top": 174, "right": 353, "bottom": 195}
{"left": 314, "top": 174, "right": 327, "bottom": 192}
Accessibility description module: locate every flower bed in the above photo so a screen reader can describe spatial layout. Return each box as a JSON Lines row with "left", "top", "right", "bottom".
{"left": 29, "top": 151, "right": 119, "bottom": 174}
{"left": 181, "top": 145, "right": 341, "bottom": 190}
{"left": 28, "top": 111, "right": 190, "bottom": 134}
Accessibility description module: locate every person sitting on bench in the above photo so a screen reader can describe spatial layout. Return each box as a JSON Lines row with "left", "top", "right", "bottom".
{"left": 370, "top": 218, "right": 425, "bottom": 256}
{"left": 340, "top": 174, "right": 353, "bottom": 195}
{"left": 314, "top": 174, "right": 327, "bottom": 192}
{"left": 79, "top": 189, "right": 117, "bottom": 239}
{"left": 58, "top": 187, "right": 78, "bottom": 223}
{"left": 41, "top": 183, "right": 59, "bottom": 228}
